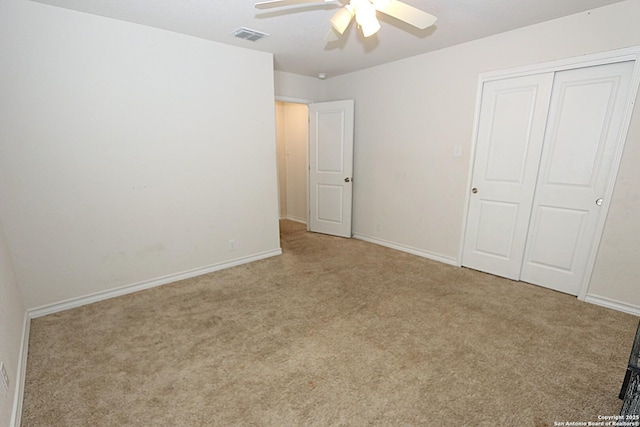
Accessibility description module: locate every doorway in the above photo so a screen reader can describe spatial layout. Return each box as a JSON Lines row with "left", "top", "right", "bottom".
{"left": 275, "top": 99, "right": 356, "bottom": 238}
{"left": 275, "top": 101, "right": 308, "bottom": 224}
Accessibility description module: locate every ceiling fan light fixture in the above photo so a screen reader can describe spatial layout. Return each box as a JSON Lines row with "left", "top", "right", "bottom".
{"left": 353, "top": 0, "right": 380, "bottom": 37}
{"left": 256, "top": 0, "right": 436, "bottom": 42}
{"left": 359, "top": 17, "right": 380, "bottom": 37}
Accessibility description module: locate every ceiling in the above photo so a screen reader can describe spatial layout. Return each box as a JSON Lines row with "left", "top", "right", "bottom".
{"left": 30, "top": 0, "right": 627, "bottom": 78}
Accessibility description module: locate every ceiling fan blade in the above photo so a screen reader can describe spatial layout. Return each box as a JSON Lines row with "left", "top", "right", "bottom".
{"left": 255, "top": 0, "right": 336, "bottom": 9}
{"left": 325, "top": 27, "right": 341, "bottom": 43}
{"left": 329, "top": 6, "right": 354, "bottom": 34}
{"left": 373, "top": 0, "right": 437, "bottom": 29}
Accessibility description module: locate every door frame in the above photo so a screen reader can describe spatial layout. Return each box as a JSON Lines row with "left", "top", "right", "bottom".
{"left": 459, "top": 46, "right": 640, "bottom": 301}
{"left": 308, "top": 99, "right": 355, "bottom": 238}
{"left": 274, "top": 96, "right": 355, "bottom": 237}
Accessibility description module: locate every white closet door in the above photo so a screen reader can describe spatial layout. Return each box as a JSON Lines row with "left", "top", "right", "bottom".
{"left": 462, "top": 73, "right": 554, "bottom": 279}
{"left": 520, "top": 61, "right": 635, "bottom": 295}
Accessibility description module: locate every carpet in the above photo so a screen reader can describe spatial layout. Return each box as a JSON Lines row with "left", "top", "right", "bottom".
{"left": 21, "top": 220, "right": 638, "bottom": 426}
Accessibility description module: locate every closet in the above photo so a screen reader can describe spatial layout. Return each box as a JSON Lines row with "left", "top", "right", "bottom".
{"left": 462, "top": 58, "right": 636, "bottom": 296}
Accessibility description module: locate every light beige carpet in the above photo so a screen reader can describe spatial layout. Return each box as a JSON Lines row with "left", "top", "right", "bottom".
{"left": 21, "top": 220, "right": 638, "bottom": 426}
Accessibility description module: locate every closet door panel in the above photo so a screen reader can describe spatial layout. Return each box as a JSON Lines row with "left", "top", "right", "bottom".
{"left": 520, "top": 61, "right": 635, "bottom": 295}
{"left": 524, "top": 206, "right": 588, "bottom": 272}
{"left": 462, "top": 73, "right": 554, "bottom": 279}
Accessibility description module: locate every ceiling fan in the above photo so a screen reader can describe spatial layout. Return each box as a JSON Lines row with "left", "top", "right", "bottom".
{"left": 254, "top": 0, "right": 437, "bottom": 39}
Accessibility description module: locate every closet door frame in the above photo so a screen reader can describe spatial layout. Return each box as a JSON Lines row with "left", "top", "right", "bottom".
{"left": 459, "top": 46, "right": 640, "bottom": 301}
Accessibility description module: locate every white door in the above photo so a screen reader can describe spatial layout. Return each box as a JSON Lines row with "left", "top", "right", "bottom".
{"left": 308, "top": 100, "right": 355, "bottom": 238}
{"left": 462, "top": 73, "right": 554, "bottom": 279}
{"left": 520, "top": 61, "right": 635, "bottom": 295}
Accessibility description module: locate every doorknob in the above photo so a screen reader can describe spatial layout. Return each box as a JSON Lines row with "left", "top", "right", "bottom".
{"left": 472, "top": 187, "right": 478, "bottom": 194}
{"left": 595, "top": 198, "right": 603, "bottom": 206}
{"left": 345, "top": 177, "right": 351, "bottom": 183}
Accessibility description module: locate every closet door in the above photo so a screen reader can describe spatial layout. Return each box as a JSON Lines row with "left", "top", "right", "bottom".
{"left": 520, "top": 61, "right": 635, "bottom": 295}
{"left": 462, "top": 74, "right": 554, "bottom": 279}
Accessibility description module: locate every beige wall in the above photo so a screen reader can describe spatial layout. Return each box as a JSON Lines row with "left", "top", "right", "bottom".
{"left": 589, "top": 87, "right": 640, "bottom": 307}
{"left": 324, "top": 0, "right": 640, "bottom": 309}
{"left": 0, "top": 0, "right": 281, "bottom": 309}
{"left": 275, "top": 102, "right": 289, "bottom": 219}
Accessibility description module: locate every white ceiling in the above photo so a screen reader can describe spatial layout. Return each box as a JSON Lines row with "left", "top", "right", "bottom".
{"left": 31, "top": 0, "right": 627, "bottom": 78}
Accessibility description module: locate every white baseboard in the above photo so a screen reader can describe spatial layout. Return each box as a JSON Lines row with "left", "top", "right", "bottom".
{"left": 10, "top": 311, "right": 30, "bottom": 427}
{"left": 584, "top": 294, "right": 640, "bottom": 317}
{"left": 28, "top": 249, "right": 282, "bottom": 319}
{"left": 353, "top": 233, "right": 459, "bottom": 266}
{"left": 284, "top": 216, "right": 306, "bottom": 225}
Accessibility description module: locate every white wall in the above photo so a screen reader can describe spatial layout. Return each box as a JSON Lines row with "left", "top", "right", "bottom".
{"left": 275, "top": 102, "right": 309, "bottom": 223}
{"left": 0, "top": 0, "right": 281, "bottom": 309}
{"left": 325, "top": 0, "right": 640, "bottom": 308}
{"left": 0, "top": 219, "right": 26, "bottom": 427}
{"left": 274, "top": 71, "right": 326, "bottom": 101}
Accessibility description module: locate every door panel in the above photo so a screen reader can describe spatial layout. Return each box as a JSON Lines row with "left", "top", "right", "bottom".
{"left": 474, "top": 200, "right": 519, "bottom": 259}
{"left": 525, "top": 206, "right": 588, "bottom": 271}
{"left": 545, "top": 81, "right": 615, "bottom": 186}
{"left": 317, "top": 111, "right": 346, "bottom": 172}
{"left": 317, "top": 184, "right": 344, "bottom": 223}
{"left": 308, "top": 100, "right": 354, "bottom": 238}
{"left": 520, "top": 61, "right": 635, "bottom": 294}
{"left": 462, "top": 73, "right": 554, "bottom": 279}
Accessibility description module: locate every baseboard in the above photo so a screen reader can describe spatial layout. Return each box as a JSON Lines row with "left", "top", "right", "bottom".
{"left": 284, "top": 216, "right": 307, "bottom": 225}
{"left": 584, "top": 294, "right": 640, "bottom": 317}
{"left": 353, "top": 233, "right": 459, "bottom": 266}
{"left": 10, "top": 311, "right": 30, "bottom": 427}
{"left": 28, "top": 248, "right": 282, "bottom": 318}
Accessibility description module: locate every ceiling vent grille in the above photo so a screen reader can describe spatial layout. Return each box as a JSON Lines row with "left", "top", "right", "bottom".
{"left": 232, "top": 27, "right": 270, "bottom": 42}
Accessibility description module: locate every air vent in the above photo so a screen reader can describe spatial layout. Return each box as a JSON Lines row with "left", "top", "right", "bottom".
{"left": 232, "top": 27, "right": 270, "bottom": 42}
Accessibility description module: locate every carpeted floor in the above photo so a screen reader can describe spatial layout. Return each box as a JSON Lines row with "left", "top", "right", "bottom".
{"left": 21, "top": 220, "right": 638, "bottom": 426}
